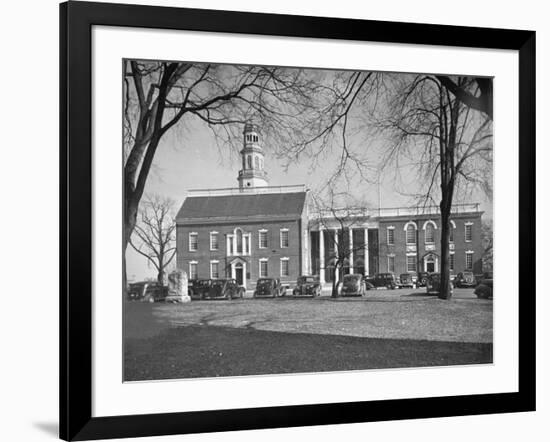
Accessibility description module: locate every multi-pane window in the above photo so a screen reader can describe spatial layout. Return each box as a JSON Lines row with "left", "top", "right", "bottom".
{"left": 210, "top": 232, "right": 219, "bottom": 251}
{"left": 406, "top": 224, "right": 416, "bottom": 244}
{"left": 388, "top": 255, "right": 395, "bottom": 273}
{"left": 449, "top": 253, "right": 455, "bottom": 271}
{"left": 466, "top": 252, "right": 473, "bottom": 270}
{"left": 465, "top": 223, "right": 473, "bottom": 242}
{"left": 258, "top": 230, "right": 268, "bottom": 248}
{"left": 189, "top": 233, "right": 198, "bottom": 251}
{"left": 387, "top": 228, "right": 395, "bottom": 245}
{"left": 449, "top": 224, "right": 455, "bottom": 242}
{"left": 210, "top": 261, "right": 219, "bottom": 279}
{"left": 280, "top": 229, "right": 289, "bottom": 248}
{"left": 425, "top": 223, "right": 435, "bottom": 243}
{"left": 280, "top": 258, "right": 289, "bottom": 277}
{"left": 406, "top": 255, "right": 417, "bottom": 272}
{"left": 259, "top": 259, "right": 268, "bottom": 278}
{"left": 189, "top": 262, "right": 198, "bottom": 280}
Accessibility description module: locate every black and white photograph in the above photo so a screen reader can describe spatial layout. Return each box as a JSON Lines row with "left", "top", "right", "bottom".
{"left": 123, "top": 60, "right": 494, "bottom": 382}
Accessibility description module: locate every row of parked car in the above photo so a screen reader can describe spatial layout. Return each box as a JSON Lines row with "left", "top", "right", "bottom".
{"left": 335, "top": 270, "right": 493, "bottom": 298}
{"left": 127, "top": 270, "right": 493, "bottom": 303}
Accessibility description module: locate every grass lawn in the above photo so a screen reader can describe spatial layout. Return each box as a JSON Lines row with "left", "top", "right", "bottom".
{"left": 124, "top": 292, "right": 493, "bottom": 381}
{"left": 124, "top": 324, "right": 492, "bottom": 381}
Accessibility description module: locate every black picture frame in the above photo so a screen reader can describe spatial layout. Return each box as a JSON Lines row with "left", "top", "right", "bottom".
{"left": 60, "top": 1, "right": 536, "bottom": 440}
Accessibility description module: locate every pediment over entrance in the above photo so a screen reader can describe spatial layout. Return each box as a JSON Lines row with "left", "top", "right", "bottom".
{"left": 227, "top": 256, "right": 248, "bottom": 266}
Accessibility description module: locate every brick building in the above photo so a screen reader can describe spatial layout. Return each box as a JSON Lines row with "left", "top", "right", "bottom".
{"left": 309, "top": 205, "right": 483, "bottom": 284}
{"left": 176, "top": 123, "right": 485, "bottom": 288}
{"left": 176, "top": 123, "right": 309, "bottom": 289}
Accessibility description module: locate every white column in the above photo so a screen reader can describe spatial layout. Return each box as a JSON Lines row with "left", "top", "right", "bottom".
{"left": 319, "top": 228, "right": 325, "bottom": 283}
{"left": 349, "top": 228, "right": 354, "bottom": 274}
{"left": 364, "top": 228, "right": 370, "bottom": 276}
{"left": 334, "top": 229, "right": 339, "bottom": 284}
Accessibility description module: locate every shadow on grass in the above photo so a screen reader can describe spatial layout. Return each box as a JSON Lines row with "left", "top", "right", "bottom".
{"left": 125, "top": 325, "right": 493, "bottom": 381}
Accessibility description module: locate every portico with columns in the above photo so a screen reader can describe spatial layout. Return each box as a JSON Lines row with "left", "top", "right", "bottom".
{"left": 309, "top": 216, "right": 379, "bottom": 284}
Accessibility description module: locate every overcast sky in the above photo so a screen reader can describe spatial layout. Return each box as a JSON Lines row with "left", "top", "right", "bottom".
{"left": 126, "top": 66, "right": 493, "bottom": 282}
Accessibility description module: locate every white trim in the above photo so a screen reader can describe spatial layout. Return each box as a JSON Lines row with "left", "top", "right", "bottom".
{"left": 259, "top": 258, "right": 269, "bottom": 278}
{"left": 406, "top": 252, "right": 417, "bottom": 256}
{"left": 280, "top": 257, "right": 290, "bottom": 277}
{"left": 209, "top": 260, "right": 220, "bottom": 279}
{"left": 386, "top": 226, "right": 395, "bottom": 245}
{"left": 422, "top": 219, "right": 438, "bottom": 230}
{"left": 464, "top": 223, "right": 473, "bottom": 242}
{"left": 465, "top": 251, "right": 474, "bottom": 270}
{"left": 188, "top": 261, "right": 198, "bottom": 280}
{"left": 280, "top": 228, "right": 289, "bottom": 248}
{"left": 424, "top": 221, "right": 436, "bottom": 244}
{"left": 404, "top": 221, "right": 417, "bottom": 245}
{"left": 188, "top": 232, "right": 198, "bottom": 252}
{"left": 258, "top": 230, "right": 268, "bottom": 249}
{"left": 209, "top": 231, "right": 219, "bottom": 251}
{"left": 450, "top": 220, "right": 457, "bottom": 229}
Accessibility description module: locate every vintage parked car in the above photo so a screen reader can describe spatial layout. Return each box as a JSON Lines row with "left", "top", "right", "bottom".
{"left": 188, "top": 279, "right": 213, "bottom": 300}
{"left": 338, "top": 273, "right": 367, "bottom": 297}
{"left": 474, "top": 272, "right": 493, "bottom": 299}
{"left": 426, "top": 273, "right": 455, "bottom": 295}
{"left": 127, "top": 281, "right": 168, "bottom": 303}
{"left": 454, "top": 271, "right": 476, "bottom": 288}
{"left": 253, "top": 278, "right": 286, "bottom": 298}
{"left": 397, "top": 273, "right": 415, "bottom": 289}
{"left": 416, "top": 272, "right": 429, "bottom": 287}
{"left": 426, "top": 273, "right": 440, "bottom": 295}
{"left": 292, "top": 275, "right": 322, "bottom": 297}
{"left": 203, "top": 279, "right": 244, "bottom": 300}
{"left": 371, "top": 272, "right": 397, "bottom": 289}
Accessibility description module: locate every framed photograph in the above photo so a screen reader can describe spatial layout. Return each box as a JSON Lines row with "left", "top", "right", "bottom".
{"left": 60, "top": 1, "right": 535, "bottom": 440}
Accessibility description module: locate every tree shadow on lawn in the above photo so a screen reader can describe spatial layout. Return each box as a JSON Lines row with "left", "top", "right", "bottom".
{"left": 124, "top": 325, "right": 493, "bottom": 382}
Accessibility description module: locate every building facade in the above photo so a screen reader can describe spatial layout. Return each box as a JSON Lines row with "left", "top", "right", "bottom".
{"left": 176, "top": 123, "right": 485, "bottom": 287}
{"left": 308, "top": 205, "right": 484, "bottom": 284}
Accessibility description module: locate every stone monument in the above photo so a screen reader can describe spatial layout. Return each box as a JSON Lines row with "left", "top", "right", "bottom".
{"left": 166, "top": 269, "right": 191, "bottom": 303}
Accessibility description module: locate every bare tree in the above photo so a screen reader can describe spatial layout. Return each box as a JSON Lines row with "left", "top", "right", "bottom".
{"left": 311, "top": 191, "right": 371, "bottom": 296}
{"left": 129, "top": 195, "right": 177, "bottom": 284}
{"left": 123, "top": 60, "right": 322, "bottom": 286}
{"left": 283, "top": 72, "right": 492, "bottom": 300}
{"left": 377, "top": 76, "right": 492, "bottom": 299}
{"left": 481, "top": 219, "right": 493, "bottom": 272}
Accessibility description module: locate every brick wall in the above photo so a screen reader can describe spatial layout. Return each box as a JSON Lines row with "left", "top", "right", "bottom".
{"left": 377, "top": 212, "right": 484, "bottom": 275}
{"left": 176, "top": 219, "right": 303, "bottom": 289}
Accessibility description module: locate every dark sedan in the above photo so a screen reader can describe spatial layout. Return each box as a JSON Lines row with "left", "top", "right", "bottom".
{"left": 372, "top": 273, "right": 397, "bottom": 290}
{"left": 454, "top": 271, "right": 477, "bottom": 288}
{"left": 397, "top": 273, "right": 415, "bottom": 288}
{"left": 338, "top": 274, "right": 366, "bottom": 297}
{"left": 426, "top": 273, "right": 454, "bottom": 295}
{"left": 188, "top": 279, "right": 212, "bottom": 300}
{"left": 292, "top": 275, "right": 321, "bottom": 297}
{"left": 254, "top": 278, "right": 285, "bottom": 298}
{"left": 203, "top": 279, "right": 244, "bottom": 300}
{"left": 127, "top": 281, "right": 168, "bottom": 303}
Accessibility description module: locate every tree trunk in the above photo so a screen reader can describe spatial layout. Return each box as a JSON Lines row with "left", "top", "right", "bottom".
{"left": 438, "top": 198, "right": 452, "bottom": 300}
{"left": 157, "top": 270, "right": 165, "bottom": 285}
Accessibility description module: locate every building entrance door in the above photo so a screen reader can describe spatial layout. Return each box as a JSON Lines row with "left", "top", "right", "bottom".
{"left": 235, "top": 264, "right": 244, "bottom": 286}
{"left": 424, "top": 254, "right": 438, "bottom": 273}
